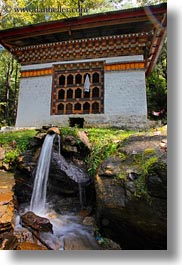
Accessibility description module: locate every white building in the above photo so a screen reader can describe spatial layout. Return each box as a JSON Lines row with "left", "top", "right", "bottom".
{"left": 0, "top": 3, "right": 167, "bottom": 128}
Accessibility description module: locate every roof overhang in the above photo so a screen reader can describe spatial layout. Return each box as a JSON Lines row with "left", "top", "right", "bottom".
{"left": 0, "top": 3, "right": 167, "bottom": 76}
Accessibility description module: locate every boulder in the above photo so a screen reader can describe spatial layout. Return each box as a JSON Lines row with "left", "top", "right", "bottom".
{"left": 21, "top": 211, "right": 53, "bottom": 233}
{"left": 0, "top": 233, "right": 18, "bottom": 250}
{"left": 95, "top": 135, "right": 167, "bottom": 250}
{"left": 47, "top": 127, "right": 60, "bottom": 135}
{"left": 48, "top": 152, "right": 91, "bottom": 197}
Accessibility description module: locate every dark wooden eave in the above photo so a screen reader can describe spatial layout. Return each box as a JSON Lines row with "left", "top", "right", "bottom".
{"left": 0, "top": 3, "right": 167, "bottom": 75}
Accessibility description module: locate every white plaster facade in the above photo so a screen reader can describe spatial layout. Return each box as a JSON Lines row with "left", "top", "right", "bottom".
{"left": 16, "top": 55, "right": 148, "bottom": 128}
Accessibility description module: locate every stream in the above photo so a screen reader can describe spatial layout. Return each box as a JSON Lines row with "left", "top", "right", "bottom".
{"left": 14, "top": 132, "right": 99, "bottom": 250}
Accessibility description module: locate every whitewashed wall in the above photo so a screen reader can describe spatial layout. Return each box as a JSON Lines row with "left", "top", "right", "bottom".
{"left": 104, "top": 70, "right": 147, "bottom": 115}
{"left": 16, "top": 55, "right": 148, "bottom": 128}
{"left": 16, "top": 76, "right": 52, "bottom": 127}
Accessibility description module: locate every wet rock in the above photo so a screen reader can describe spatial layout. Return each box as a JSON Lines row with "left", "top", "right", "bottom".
{"left": 64, "top": 235, "right": 100, "bottom": 250}
{"left": 47, "top": 127, "right": 60, "bottom": 135}
{"left": 49, "top": 152, "right": 91, "bottom": 196}
{"left": 21, "top": 211, "right": 53, "bottom": 233}
{"left": 83, "top": 216, "right": 95, "bottom": 226}
{"left": 16, "top": 242, "right": 47, "bottom": 250}
{"left": 14, "top": 227, "right": 34, "bottom": 244}
{"left": 0, "top": 233, "right": 18, "bottom": 250}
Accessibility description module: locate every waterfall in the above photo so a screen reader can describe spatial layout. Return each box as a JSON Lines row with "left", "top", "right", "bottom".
{"left": 57, "top": 134, "right": 61, "bottom": 155}
{"left": 30, "top": 133, "right": 56, "bottom": 214}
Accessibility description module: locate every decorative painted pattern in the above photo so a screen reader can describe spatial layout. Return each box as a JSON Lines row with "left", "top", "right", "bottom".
{"left": 21, "top": 68, "right": 52, "bottom": 77}
{"left": 13, "top": 32, "right": 151, "bottom": 65}
{"left": 104, "top": 61, "right": 145, "bottom": 71}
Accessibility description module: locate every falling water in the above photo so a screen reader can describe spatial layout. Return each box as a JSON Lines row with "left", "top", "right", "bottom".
{"left": 30, "top": 133, "right": 56, "bottom": 214}
{"left": 57, "top": 134, "right": 61, "bottom": 155}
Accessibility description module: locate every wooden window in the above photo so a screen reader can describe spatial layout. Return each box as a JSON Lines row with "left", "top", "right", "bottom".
{"left": 83, "top": 102, "right": 90, "bottom": 114}
{"left": 67, "top": 89, "right": 73, "bottom": 99}
{"left": 67, "top": 74, "right": 73, "bottom": 85}
{"left": 57, "top": 103, "right": 64, "bottom": 114}
{"left": 58, "top": 89, "right": 65, "bottom": 99}
{"left": 93, "top": 72, "right": 99, "bottom": 83}
{"left": 75, "top": 88, "right": 82, "bottom": 98}
{"left": 75, "top": 103, "right": 81, "bottom": 111}
{"left": 59, "top": 75, "right": 65, "bottom": 86}
{"left": 66, "top": 103, "right": 73, "bottom": 114}
{"left": 76, "top": 74, "right": 82, "bottom": 84}
{"left": 92, "top": 102, "right": 99, "bottom": 113}
{"left": 51, "top": 61, "right": 104, "bottom": 115}
{"left": 92, "top": 87, "right": 99, "bottom": 98}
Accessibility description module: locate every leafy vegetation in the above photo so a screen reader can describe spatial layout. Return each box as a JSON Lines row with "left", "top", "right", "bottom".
{"left": 0, "top": 129, "right": 36, "bottom": 164}
{"left": 85, "top": 128, "right": 136, "bottom": 177}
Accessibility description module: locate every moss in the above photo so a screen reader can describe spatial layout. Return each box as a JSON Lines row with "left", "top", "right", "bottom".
{"left": 118, "top": 172, "right": 126, "bottom": 180}
{"left": 133, "top": 156, "right": 158, "bottom": 202}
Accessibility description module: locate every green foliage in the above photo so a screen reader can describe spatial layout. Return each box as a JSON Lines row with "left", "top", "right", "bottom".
{"left": 85, "top": 128, "right": 135, "bottom": 177}
{"left": 0, "top": 50, "right": 20, "bottom": 125}
{"left": 59, "top": 126, "right": 78, "bottom": 137}
{"left": 0, "top": 129, "right": 36, "bottom": 164}
{"left": 136, "top": 0, "right": 167, "bottom": 6}
{"left": 146, "top": 39, "right": 167, "bottom": 122}
{"left": 134, "top": 156, "right": 158, "bottom": 201}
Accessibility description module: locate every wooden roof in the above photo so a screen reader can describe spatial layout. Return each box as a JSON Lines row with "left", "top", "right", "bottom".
{"left": 0, "top": 3, "right": 167, "bottom": 75}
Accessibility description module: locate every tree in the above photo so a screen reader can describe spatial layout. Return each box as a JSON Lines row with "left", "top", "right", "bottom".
{"left": 136, "top": 0, "right": 167, "bottom": 6}
{"left": 146, "top": 38, "right": 167, "bottom": 122}
{"left": 0, "top": 50, "right": 20, "bottom": 125}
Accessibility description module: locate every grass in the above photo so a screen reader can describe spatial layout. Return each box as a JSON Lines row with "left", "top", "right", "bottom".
{"left": 0, "top": 130, "right": 37, "bottom": 164}
{"left": 84, "top": 128, "right": 137, "bottom": 177}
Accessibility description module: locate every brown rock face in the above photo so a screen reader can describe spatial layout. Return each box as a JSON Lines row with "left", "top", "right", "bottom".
{"left": 47, "top": 127, "right": 60, "bottom": 135}
{"left": 21, "top": 211, "right": 53, "bottom": 233}
{"left": 0, "top": 171, "right": 15, "bottom": 234}
{"left": 16, "top": 242, "right": 47, "bottom": 250}
{"left": 0, "top": 233, "right": 18, "bottom": 250}
{"left": 0, "top": 171, "right": 17, "bottom": 249}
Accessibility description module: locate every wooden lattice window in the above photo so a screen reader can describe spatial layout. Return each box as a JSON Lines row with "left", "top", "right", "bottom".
{"left": 75, "top": 88, "right": 82, "bottom": 98}
{"left": 76, "top": 74, "right": 82, "bottom": 84}
{"left": 92, "top": 87, "right": 99, "bottom": 98}
{"left": 93, "top": 72, "right": 100, "bottom": 83}
{"left": 67, "top": 89, "right": 73, "bottom": 99}
{"left": 58, "top": 89, "right": 65, "bottom": 99}
{"left": 59, "top": 75, "right": 65, "bottom": 86}
{"left": 67, "top": 74, "right": 73, "bottom": 85}
{"left": 51, "top": 61, "right": 104, "bottom": 115}
{"left": 57, "top": 103, "right": 64, "bottom": 114}
{"left": 66, "top": 103, "right": 73, "bottom": 114}
{"left": 83, "top": 102, "right": 90, "bottom": 114}
{"left": 92, "top": 102, "right": 99, "bottom": 113}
